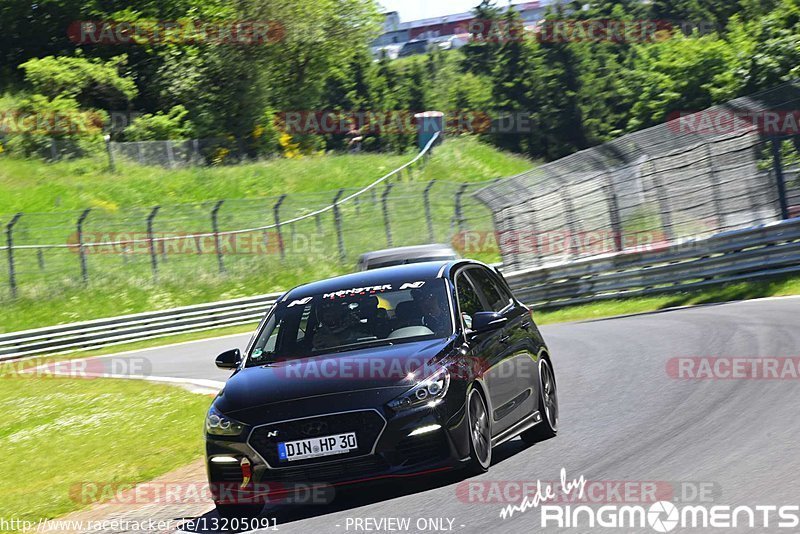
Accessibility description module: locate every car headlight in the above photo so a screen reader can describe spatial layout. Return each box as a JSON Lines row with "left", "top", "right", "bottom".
{"left": 388, "top": 368, "right": 450, "bottom": 411}
{"left": 206, "top": 406, "right": 245, "bottom": 436}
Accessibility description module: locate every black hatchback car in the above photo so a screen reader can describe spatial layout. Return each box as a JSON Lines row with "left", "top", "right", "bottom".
{"left": 206, "top": 260, "right": 558, "bottom": 517}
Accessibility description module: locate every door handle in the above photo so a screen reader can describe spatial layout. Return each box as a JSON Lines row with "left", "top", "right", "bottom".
{"left": 499, "top": 335, "right": 512, "bottom": 344}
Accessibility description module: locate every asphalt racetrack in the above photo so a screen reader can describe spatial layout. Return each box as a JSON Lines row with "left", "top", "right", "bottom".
{"left": 79, "top": 297, "right": 800, "bottom": 533}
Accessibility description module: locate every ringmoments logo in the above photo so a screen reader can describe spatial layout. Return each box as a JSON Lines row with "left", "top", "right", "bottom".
{"left": 499, "top": 469, "right": 800, "bottom": 531}
{"left": 538, "top": 502, "right": 800, "bottom": 530}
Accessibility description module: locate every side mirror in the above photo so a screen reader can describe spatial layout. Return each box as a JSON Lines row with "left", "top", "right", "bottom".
{"left": 468, "top": 312, "right": 508, "bottom": 336}
{"left": 215, "top": 349, "right": 241, "bottom": 370}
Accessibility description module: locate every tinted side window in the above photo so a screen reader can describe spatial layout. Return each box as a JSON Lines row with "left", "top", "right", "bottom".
{"left": 470, "top": 268, "right": 510, "bottom": 312}
{"left": 456, "top": 272, "right": 484, "bottom": 321}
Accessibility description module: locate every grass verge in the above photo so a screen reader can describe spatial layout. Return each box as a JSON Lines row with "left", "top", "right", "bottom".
{"left": 0, "top": 136, "right": 532, "bottom": 213}
{"left": 0, "top": 373, "right": 211, "bottom": 523}
{"left": 534, "top": 273, "right": 800, "bottom": 325}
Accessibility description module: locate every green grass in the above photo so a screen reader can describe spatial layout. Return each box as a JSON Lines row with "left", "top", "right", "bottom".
{"left": 0, "top": 136, "right": 533, "bottom": 333}
{"left": 0, "top": 136, "right": 532, "bottom": 213}
{"left": 534, "top": 273, "right": 800, "bottom": 325}
{"left": 0, "top": 374, "right": 211, "bottom": 522}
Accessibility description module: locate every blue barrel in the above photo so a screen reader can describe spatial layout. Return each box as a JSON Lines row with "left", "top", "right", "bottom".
{"left": 414, "top": 111, "right": 444, "bottom": 151}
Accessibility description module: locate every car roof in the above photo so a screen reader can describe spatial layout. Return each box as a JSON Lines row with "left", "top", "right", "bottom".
{"left": 358, "top": 244, "right": 458, "bottom": 264}
{"left": 283, "top": 260, "right": 478, "bottom": 300}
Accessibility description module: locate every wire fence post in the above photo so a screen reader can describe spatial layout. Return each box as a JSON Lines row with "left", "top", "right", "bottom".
{"left": 382, "top": 183, "right": 394, "bottom": 248}
{"left": 6, "top": 213, "right": 23, "bottom": 299}
{"left": 423, "top": 180, "right": 436, "bottom": 242}
{"left": 454, "top": 184, "right": 469, "bottom": 233}
{"left": 146, "top": 206, "right": 161, "bottom": 281}
{"left": 165, "top": 141, "right": 176, "bottom": 169}
{"left": 76, "top": 208, "right": 92, "bottom": 285}
{"left": 104, "top": 135, "right": 116, "bottom": 173}
{"left": 332, "top": 189, "right": 346, "bottom": 262}
{"left": 273, "top": 195, "right": 287, "bottom": 259}
{"left": 771, "top": 138, "right": 790, "bottom": 220}
{"left": 211, "top": 200, "right": 226, "bottom": 274}
{"left": 37, "top": 249, "right": 45, "bottom": 271}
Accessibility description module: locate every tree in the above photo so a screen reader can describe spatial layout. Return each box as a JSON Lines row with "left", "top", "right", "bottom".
{"left": 491, "top": 8, "right": 534, "bottom": 152}
{"left": 461, "top": 0, "right": 503, "bottom": 75}
{"left": 20, "top": 54, "right": 137, "bottom": 109}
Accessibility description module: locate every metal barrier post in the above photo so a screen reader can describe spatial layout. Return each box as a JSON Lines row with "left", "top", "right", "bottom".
{"left": 771, "top": 138, "right": 790, "bottom": 220}
{"left": 559, "top": 185, "right": 581, "bottom": 257}
{"left": 146, "top": 206, "right": 161, "bottom": 280}
{"left": 604, "top": 176, "right": 624, "bottom": 252}
{"left": 423, "top": 180, "right": 436, "bottom": 242}
{"left": 706, "top": 143, "right": 725, "bottom": 228}
{"left": 76, "top": 209, "right": 92, "bottom": 285}
{"left": 211, "top": 201, "right": 226, "bottom": 274}
{"left": 5, "top": 213, "right": 23, "bottom": 298}
{"left": 273, "top": 195, "right": 287, "bottom": 259}
{"left": 332, "top": 189, "right": 346, "bottom": 262}
{"left": 382, "top": 183, "right": 394, "bottom": 247}
{"left": 649, "top": 163, "right": 675, "bottom": 241}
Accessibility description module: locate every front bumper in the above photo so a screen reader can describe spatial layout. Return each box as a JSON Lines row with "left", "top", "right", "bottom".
{"left": 206, "top": 399, "right": 470, "bottom": 504}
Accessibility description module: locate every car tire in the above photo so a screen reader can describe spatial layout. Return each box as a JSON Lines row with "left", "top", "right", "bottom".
{"left": 215, "top": 502, "right": 264, "bottom": 520}
{"left": 465, "top": 387, "right": 492, "bottom": 474}
{"left": 521, "top": 358, "right": 558, "bottom": 445}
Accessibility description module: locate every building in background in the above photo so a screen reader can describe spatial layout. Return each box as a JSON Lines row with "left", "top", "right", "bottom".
{"left": 372, "top": 1, "right": 555, "bottom": 59}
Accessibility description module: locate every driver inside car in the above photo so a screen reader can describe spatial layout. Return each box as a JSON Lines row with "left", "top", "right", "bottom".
{"left": 312, "top": 299, "right": 369, "bottom": 350}
{"left": 412, "top": 287, "right": 451, "bottom": 337}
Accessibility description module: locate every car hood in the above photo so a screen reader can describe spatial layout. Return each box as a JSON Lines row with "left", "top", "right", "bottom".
{"left": 215, "top": 337, "right": 456, "bottom": 417}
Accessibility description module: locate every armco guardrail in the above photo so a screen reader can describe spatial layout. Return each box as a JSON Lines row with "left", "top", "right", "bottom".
{"left": 3, "top": 218, "right": 798, "bottom": 360}
{"left": 0, "top": 293, "right": 281, "bottom": 360}
{"left": 504, "top": 217, "right": 800, "bottom": 308}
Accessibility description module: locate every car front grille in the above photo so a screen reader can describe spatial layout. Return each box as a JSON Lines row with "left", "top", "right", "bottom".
{"left": 249, "top": 410, "right": 386, "bottom": 468}
{"left": 261, "top": 455, "right": 390, "bottom": 484}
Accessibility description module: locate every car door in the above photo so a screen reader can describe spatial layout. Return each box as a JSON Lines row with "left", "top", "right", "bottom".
{"left": 454, "top": 268, "right": 504, "bottom": 428}
{"left": 468, "top": 266, "right": 540, "bottom": 432}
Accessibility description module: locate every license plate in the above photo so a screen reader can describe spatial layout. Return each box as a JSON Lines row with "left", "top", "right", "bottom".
{"left": 277, "top": 432, "right": 358, "bottom": 462}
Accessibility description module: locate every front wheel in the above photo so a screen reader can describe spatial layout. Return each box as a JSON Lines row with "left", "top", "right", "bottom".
{"left": 521, "top": 358, "right": 558, "bottom": 445}
{"left": 465, "top": 387, "right": 492, "bottom": 474}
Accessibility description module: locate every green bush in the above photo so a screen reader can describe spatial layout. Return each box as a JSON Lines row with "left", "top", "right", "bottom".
{"left": 1, "top": 94, "right": 106, "bottom": 159}
{"left": 122, "top": 105, "right": 195, "bottom": 141}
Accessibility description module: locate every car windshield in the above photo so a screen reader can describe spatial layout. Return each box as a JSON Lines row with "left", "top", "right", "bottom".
{"left": 246, "top": 278, "right": 453, "bottom": 366}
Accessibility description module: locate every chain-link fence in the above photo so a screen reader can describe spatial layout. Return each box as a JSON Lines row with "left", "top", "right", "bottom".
{"left": 0, "top": 148, "right": 498, "bottom": 301}
{"left": 109, "top": 138, "right": 256, "bottom": 167}
{"left": 7, "top": 136, "right": 410, "bottom": 167}
{"left": 475, "top": 81, "right": 800, "bottom": 271}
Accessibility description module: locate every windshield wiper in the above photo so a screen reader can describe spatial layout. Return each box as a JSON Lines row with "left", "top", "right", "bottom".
{"left": 322, "top": 339, "right": 396, "bottom": 355}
